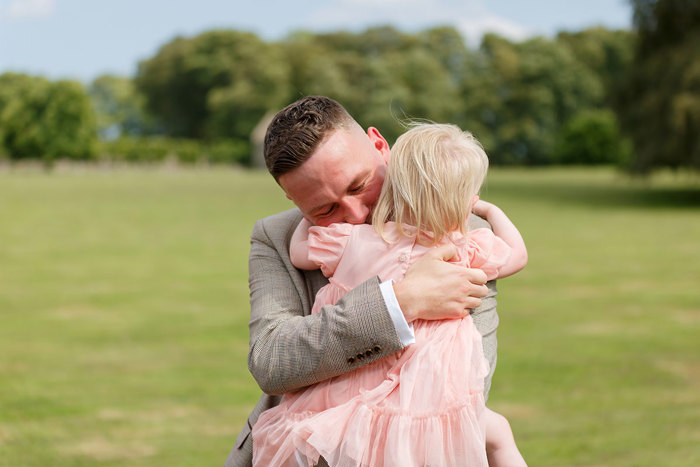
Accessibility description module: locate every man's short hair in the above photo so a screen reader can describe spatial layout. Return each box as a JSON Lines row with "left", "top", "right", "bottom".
{"left": 264, "top": 96, "right": 356, "bottom": 181}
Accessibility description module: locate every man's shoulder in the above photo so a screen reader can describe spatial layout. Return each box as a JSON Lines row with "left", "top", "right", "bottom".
{"left": 252, "top": 208, "right": 303, "bottom": 241}
{"left": 258, "top": 208, "right": 303, "bottom": 228}
{"left": 468, "top": 213, "right": 491, "bottom": 231}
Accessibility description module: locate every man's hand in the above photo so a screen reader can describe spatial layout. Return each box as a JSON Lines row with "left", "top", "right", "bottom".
{"left": 393, "top": 243, "right": 488, "bottom": 322}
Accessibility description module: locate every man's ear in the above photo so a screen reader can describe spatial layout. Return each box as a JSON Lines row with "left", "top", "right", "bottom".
{"left": 367, "top": 127, "right": 390, "bottom": 162}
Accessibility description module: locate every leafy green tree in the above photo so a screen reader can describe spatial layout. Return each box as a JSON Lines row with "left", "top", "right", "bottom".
{"left": 382, "top": 48, "right": 461, "bottom": 126}
{"left": 0, "top": 73, "right": 97, "bottom": 163}
{"left": 419, "top": 27, "right": 475, "bottom": 86}
{"left": 281, "top": 30, "right": 384, "bottom": 129}
{"left": 89, "top": 74, "right": 160, "bottom": 138}
{"left": 617, "top": 0, "right": 700, "bottom": 172}
{"left": 129, "top": 24, "right": 636, "bottom": 167}
{"left": 281, "top": 26, "right": 465, "bottom": 144}
{"left": 557, "top": 27, "right": 635, "bottom": 106}
{"left": 135, "top": 30, "right": 289, "bottom": 140}
{"left": 463, "top": 34, "right": 603, "bottom": 165}
{"left": 554, "top": 109, "right": 631, "bottom": 165}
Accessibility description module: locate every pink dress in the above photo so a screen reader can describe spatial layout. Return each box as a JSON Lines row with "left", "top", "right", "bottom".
{"left": 252, "top": 222, "right": 511, "bottom": 467}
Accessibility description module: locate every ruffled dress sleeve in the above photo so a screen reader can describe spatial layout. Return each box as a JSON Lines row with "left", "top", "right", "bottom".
{"left": 307, "top": 223, "right": 354, "bottom": 277}
{"left": 467, "top": 228, "right": 512, "bottom": 280}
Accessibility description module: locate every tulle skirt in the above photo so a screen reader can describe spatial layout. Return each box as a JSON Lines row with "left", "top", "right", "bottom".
{"left": 253, "top": 291, "right": 490, "bottom": 467}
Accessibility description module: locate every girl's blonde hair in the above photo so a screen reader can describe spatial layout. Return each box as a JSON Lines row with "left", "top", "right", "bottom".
{"left": 372, "top": 123, "right": 489, "bottom": 245}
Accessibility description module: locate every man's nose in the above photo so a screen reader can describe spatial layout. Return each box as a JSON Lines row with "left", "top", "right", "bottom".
{"left": 343, "top": 198, "right": 369, "bottom": 224}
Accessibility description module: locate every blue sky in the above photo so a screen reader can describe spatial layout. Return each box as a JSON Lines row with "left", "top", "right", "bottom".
{"left": 0, "top": 0, "right": 632, "bottom": 83}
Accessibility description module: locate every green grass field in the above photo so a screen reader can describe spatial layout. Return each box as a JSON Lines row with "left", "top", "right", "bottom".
{"left": 1, "top": 166, "right": 698, "bottom": 466}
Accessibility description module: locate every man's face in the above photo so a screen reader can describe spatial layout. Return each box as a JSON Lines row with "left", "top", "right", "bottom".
{"left": 279, "top": 126, "right": 390, "bottom": 227}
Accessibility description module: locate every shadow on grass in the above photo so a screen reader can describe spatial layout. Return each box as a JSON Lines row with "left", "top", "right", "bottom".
{"left": 489, "top": 175, "right": 700, "bottom": 210}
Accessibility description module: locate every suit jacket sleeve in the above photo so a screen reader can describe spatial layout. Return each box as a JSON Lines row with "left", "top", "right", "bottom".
{"left": 247, "top": 212, "right": 405, "bottom": 395}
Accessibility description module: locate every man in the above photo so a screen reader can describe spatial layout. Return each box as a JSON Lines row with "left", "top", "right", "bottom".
{"left": 225, "top": 96, "right": 498, "bottom": 466}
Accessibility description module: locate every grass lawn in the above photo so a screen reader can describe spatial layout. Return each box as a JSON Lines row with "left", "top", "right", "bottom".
{"left": 0, "top": 165, "right": 698, "bottom": 466}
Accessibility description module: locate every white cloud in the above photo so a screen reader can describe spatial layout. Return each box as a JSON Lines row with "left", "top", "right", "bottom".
{"left": 2, "top": 0, "right": 55, "bottom": 19}
{"left": 457, "top": 15, "right": 532, "bottom": 46}
{"left": 303, "top": 0, "right": 533, "bottom": 46}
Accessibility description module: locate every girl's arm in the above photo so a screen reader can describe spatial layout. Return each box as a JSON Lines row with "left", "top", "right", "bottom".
{"left": 289, "top": 218, "right": 318, "bottom": 270}
{"left": 472, "top": 199, "right": 528, "bottom": 278}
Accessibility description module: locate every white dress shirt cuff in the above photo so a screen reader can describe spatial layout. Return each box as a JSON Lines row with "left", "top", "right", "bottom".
{"left": 379, "top": 279, "right": 415, "bottom": 346}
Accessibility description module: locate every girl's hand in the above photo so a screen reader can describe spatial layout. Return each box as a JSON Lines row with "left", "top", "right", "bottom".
{"left": 472, "top": 200, "right": 528, "bottom": 278}
{"left": 472, "top": 199, "right": 495, "bottom": 219}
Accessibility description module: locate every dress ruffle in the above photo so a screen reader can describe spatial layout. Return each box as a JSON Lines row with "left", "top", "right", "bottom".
{"left": 305, "top": 394, "right": 487, "bottom": 467}
{"left": 253, "top": 319, "right": 489, "bottom": 467}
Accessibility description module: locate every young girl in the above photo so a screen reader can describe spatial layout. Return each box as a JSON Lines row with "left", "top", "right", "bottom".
{"left": 252, "top": 123, "right": 528, "bottom": 467}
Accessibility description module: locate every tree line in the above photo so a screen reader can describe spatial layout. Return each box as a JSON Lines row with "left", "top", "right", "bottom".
{"left": 0, "top": 0, "right": 697, "bottom": 173}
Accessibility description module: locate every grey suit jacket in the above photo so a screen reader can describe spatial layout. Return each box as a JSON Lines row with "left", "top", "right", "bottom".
{"left": 224, "top": 209, "right": 500, "bottom": 467}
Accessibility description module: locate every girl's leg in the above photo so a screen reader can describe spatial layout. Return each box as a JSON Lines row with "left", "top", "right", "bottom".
{"left": 485, "top": 408, "right": 527, "bottom": 467}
